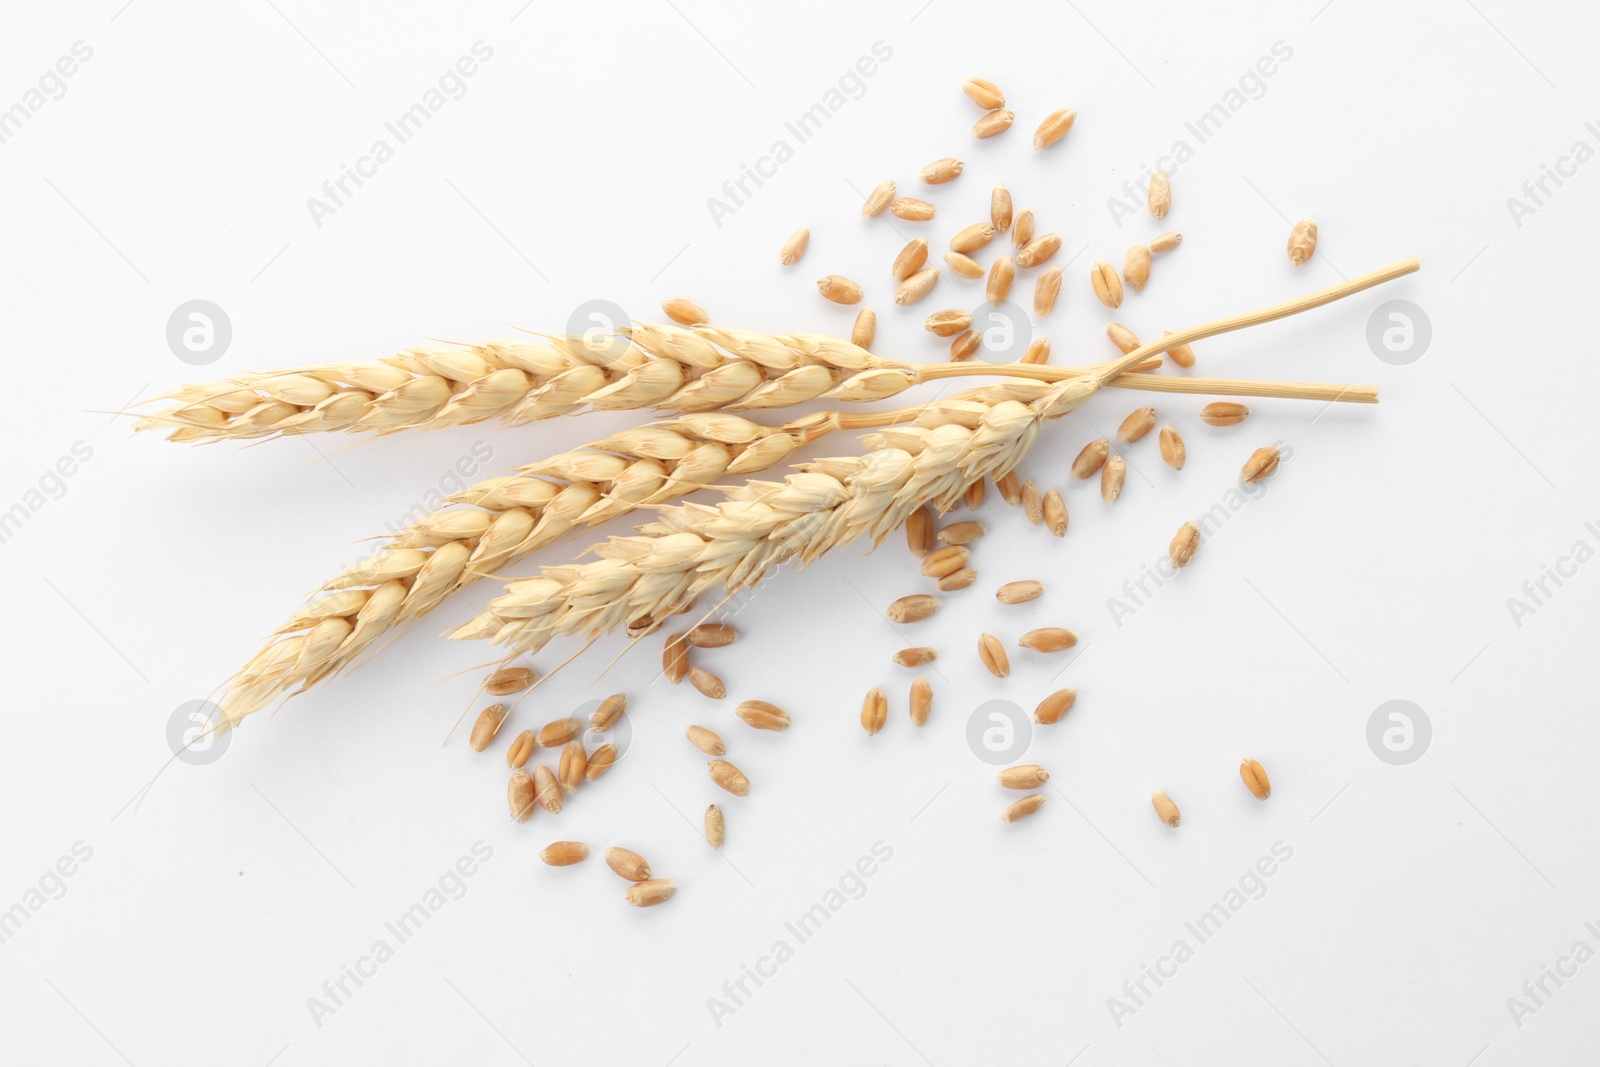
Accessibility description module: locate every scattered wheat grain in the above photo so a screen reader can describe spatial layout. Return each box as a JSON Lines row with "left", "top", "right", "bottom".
{"left": 470, "top": 703, "right": 508, "bottom": 752}
{"left": 736, "top": 699, "right": 792, "bottom": 731}
{"left": 1151, "top": 790, "right": 1180, "bottom": 827}
{"left": 1241, "top": 758, "right": 1272, "bottom": 799}
{"left": 687, "top": 724, "right": 726, "bottom": 756}
{"left": 1091, "top": 260, "right": 1124, "bottom": 308}
{"left": 1159, "top": 425, "right": 1186, "bottom": 470}
{"left": 1169, "top": 520, "right": 1200, "bottom": 568}
{"left": 1288, "top": 217, "right": 1318, "bottom": 265}
{"left": 997, "top": 579, "right": 1044, "bottom": 604}
{"left": 1200, "top": 401, "right": 1250, "bottom": 426}
{"left": 1035, "top": 688, "right": 1076, "bottom": 724}
{"left": 1241, "top": 446, "right": 1281, "bottom": 484}
{"left": 863, "top": 180, "right": 896, "bottom": 218}
{"left": 979, "top": 633, "right": 1010, "bottom": 677}
{"left": 540, "top": 841, "right": 589, "bottom": 865}
{"left": 1101, "top": 454, "right": 1126, "bottom": 502}
{"left": 781, "top": 227, "right": 810, "bottom": 266}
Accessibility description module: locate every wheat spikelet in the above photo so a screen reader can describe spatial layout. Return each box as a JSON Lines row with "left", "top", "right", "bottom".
{"left": 451, "top": 378, "right": 1096, "bottom": 657}
{"left": 136, "top": 325, "right": 905, "bottom": 443}
{"left": 211, "top": 410, "right": 853, "bottom": 729}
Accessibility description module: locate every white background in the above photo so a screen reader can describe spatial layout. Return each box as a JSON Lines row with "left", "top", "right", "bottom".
{"left": 2, "top": 0, "right": 1597, "bottom": 1063}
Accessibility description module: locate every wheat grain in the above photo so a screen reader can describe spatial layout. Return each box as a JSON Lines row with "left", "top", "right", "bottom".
{"left": 962, "top": 77, "right": 1005, "bottom": 108}
{"left": 590, "top": 693, "right": 626, "bottom": 731}
{"left": 508, "top": 771, "right": 536, "bottom": 821}
{"left": 705, "top": 804, "right": 725, "bottom": 846}
{"left": 861, "top": 686, "right": 888, "bottom": 735}
{"left": 606, "top": 846, "right": 651, "bottom": 882}
{"left": 973, "top": 109, "right": 1014, "bottom": 138}
{"left": 1034, "top": 688, "right": 1076, "bottom": 724}
{"left": 708, "top": 759, "right": 750, "bottom": 796}
{"left": 991, "top": 185, "right": 1013, "bottom": 232}
{"left": 1117, "top": 407, "right": 1157, "bottom": 444}
{"left": 506, "top": 730, "right": 535, "bottom": 768}
{"left": 978, "top": 633, "right": 1010, "bottom": 677}
{"left": 921, "top": 157, "right": 965, "bottom": 184}
{"left": 944, "top": 252, "right": 984, "bottom": 279}
{"left": 997, "top": 580, "right": 1043, "bottom": 604}
{"left": 585, "top": 744, "right": 618, "bottom": 781}
{"left": 921, "top": 544, "right": 970, "bottom": 578}
{"left": 1033, "top": 107, "right": 1077, "bottom": 149}
{"left": 1200, "top": 402, "right": 1250, "bottom": 426}
{"left": 818, "top": 275, "right": 864, "bottom": 304}
{"left": 534, "top": 765, "right": 563, "bottom": 813}
{"left": 662, "top": 298, "right": 708, "bottom": 326}
{"left": 485, "top": 667, "right": 536, "bottom": 696}
{"left": 890, "top": 197, "right": 937, "bottom": 221}
{"left": 963, "top": 478, "right": 985, "bottom": 509}
{"left": 736, "top": 700, "right": 791, "bottom": 730}
{"left": 1240, "top": 758, "right": 1272, "bottom": 799}
{"left": 540, "top": 841, "right": 589, "bottom": 865}
{"left": 1002, "top": 795, "right": 1046, "bottom": 822}
{"left": 1151, "top": 231, "right": 1183, "bottom": 253}
{"left": 1034, "top": 267, "right": 1062, "bottom": 316}
{"left": 1091, "top": 261, "right": 1124, "bottom": 308}
{"left": 625, "top": 879, "right": 676, "bottom": 907}
{"left": 559, "top": 739, "right": 588, "bottom": 793}
{"left": 937, "top": 520, "right": 985, "bottom": 545}
{"left": 852, "top": 308, "right": 877, "bottom": 349}
{"left": 1288, "top": 218, "right": 1318, "bottom": 265}
{"left": 687, "top": 623, "right": 737, "bottom": 648}
{"left": 893, "top": 647, "right": 937, "bottom": 667}
{"left": 687, "top": 725, "right": 726, "bottom": 756}
{"left": 1169, "top": 520, "right": 1200, "bottom": 568}
{"left": 938, "top": 567, "right": 977, "bottom": 591}
{"left": 1101, "top": 454, "right": 1126, "bottom": 502}
{"left": 1162, "top": 331, "right": 1196, "bottom": 368}
{"left": 863, "top": 180, "right": 896, "bottom": 218}
{"left": 1021, "top": 478, "right": 1043, "bottom": 524}
{"left": 1241, "top": 446, "right": 1281, "bottom": 483}
{"left": 1012, "top": 209, "right": 1035, "bottom": 248}
{"left": 906, "top": 505, "right": 934, "bottom": 557}
{"left": 987, "top": 256, "right": 1015, "bottom": 305}
{"left": 689, "top": 666, "right": 727, "bottom": 699}
{"left": 996, "top": 470, "right": 1023, "bottom": 505}
{"left": 910, "top": 676, "right": 932, "bottom": 726}
{"left": 998, "top": 764, "right": 1049, "bottom": 789}
{"left": 896, "top": 267, "right": 940, "bottom": 305}
{"left": 950, "top": 330, "right": 981, "bottom": 361}
{"left": 1125, "top": 245, "right": 1151, "bottom": 291}
{"left": 951, "top": 223, "right": 996, "bottom": 253}
{"left": 537, "top": 717, "right": 581, "bottom": 748}
{"left": 1148, "top": 171, "right": 1171, "bottom": 219}
{"left": 1159, "top": 425, "right": 1186, "bottom": 469}
{"left": 1016, "top": 234, "right": 1061, "bottom": 268}
{"left": 781, "top": 227, "right": 810, "bottom": 266}
{"left": 888, "top": 594, "right": 940, "bottom": 623}
{"left": 1072, "top": 438, "right": 1110, "bottom": 478}
{"left": 925, "top": 309, "right": 972, "bottom": 336}
{"left": 470, "top": 704, "right": 507, "bottom": 752}
{"left": 1043, "top": 490, "right": 1068, "bottom": 536}
{"left": 893, "top": 238, "right": 930, "bottom": 281}
{"left": 663, "top": 632, "right": 691, "bottom": 684}
{"left": 1018, "top": 627, "right": 1076, "bottom": 652}
{"left": 1151, "top": 790, "right": 1180, "bottom": 827}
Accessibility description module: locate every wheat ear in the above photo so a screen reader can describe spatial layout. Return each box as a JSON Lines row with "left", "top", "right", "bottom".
{"left": 135, "top": 325, "right": 909, "bottom": 442}
{"left": 210, "top": 409, "right": 892, "bottom": 727}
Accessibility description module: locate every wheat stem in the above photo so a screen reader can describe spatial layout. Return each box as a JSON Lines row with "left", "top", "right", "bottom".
{"left": 919, "top": 364, "right": 1377, "bottom": 403}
